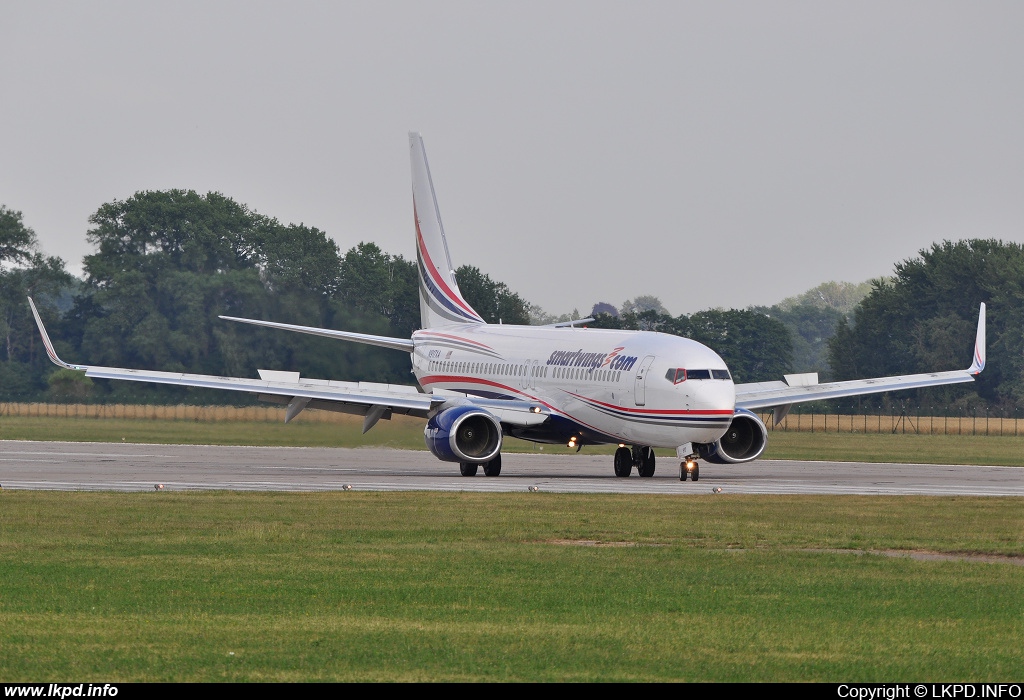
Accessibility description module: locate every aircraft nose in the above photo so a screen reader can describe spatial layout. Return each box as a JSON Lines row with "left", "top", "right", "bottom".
{"left": 693, "top": 378, "right": 737, "bottom": 412}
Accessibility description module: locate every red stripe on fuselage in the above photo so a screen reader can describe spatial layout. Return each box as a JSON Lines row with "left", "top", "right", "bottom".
{"left": 569, "top": 392, "right": 734, "bottom": 416}
{"left": 415, "top": 331, "right": 494, "bottom": 350}
{"left": 414, "top": 207, "right": 483, "bottom": 321}
{"left": 417, "top": 375, "right": 723, "bottom": 443}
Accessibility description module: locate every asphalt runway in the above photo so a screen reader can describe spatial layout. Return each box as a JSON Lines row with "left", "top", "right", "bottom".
{"left": 1, "top": 440, "right": 1021, "bottom": 496}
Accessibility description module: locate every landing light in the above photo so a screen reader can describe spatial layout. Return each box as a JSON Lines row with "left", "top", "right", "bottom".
{"left": 685, "top": 460, "right": 697, "bottom": 471}
{"left": 531, "top": 406, "right": 541, "bottom": 413}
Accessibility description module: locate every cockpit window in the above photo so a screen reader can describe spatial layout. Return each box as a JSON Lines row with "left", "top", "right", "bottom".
{"left": 666, "top": 368, "right": 731, "bottom": 383}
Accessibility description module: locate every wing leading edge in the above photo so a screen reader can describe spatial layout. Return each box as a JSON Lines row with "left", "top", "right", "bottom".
{"left": 735, "top": 303, "right": 986, "bottom": 419}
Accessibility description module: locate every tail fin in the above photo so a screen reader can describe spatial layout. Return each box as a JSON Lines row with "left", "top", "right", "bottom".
{"left": 409, "top": 132, "right": 485, "bottom": 328}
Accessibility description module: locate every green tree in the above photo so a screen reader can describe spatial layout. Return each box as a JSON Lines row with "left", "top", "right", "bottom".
{"left": 751, "top": 302, "right": 845, "bottom": 377}
{"left": 337, "top": 242, "right": 419, "bottom": 337}
{"left": 454, "top": 265, "right": 531, "bottom": 325}
{"left": 0, "top": 206, "right": 39, "bottom": 266}
{"left": 68, "top": 190, "right": 410, "bottom": 402}
{"left": 620, "top": 295, "right": 668, "bottom": 316}
{"left": 0, "top": 207, "right": 74, "bottom": 399}
{"left": 592, "top": 305, "right": 791, "bottom": 383}
{"left": 776, "top": 280, "right": 874, "bottom": 315}
{"left": 687, "top": 309, "right": 792, "bottom": 383}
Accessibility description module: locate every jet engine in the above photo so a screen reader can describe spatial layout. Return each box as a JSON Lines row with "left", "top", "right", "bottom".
{"left": 424, "top": 405, "right": 503, "bottom": 463}
{"left": 695, "top": 408, "right": 768, "bottom": 464}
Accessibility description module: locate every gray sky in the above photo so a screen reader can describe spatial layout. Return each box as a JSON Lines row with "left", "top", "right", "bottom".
{"left": 2, "top": 1, "right": 1022, "bottom": 316}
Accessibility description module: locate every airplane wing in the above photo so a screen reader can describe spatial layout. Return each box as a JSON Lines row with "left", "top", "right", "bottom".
{"left": 28, "top": 298, "right": 548, "bottom": 431}
{"left": 735, "top": 303, "right": 986, "bottom": 422}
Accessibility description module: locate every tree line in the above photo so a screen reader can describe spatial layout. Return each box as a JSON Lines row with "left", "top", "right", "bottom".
{"left": 1, "top": 191, "right": 1019, "bottom": 410}
{"left": 0, "top": 191, "right": 532, "bottom": 404}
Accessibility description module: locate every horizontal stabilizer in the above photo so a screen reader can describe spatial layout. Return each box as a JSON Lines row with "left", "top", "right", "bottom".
{"left": 220, "top": 316, "right": 414, "bottom": 352}
{"left": 545, "top": 317, "right": 596, "bottom": 328}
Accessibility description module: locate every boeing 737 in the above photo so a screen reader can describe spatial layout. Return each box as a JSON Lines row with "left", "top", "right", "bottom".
{"left": 29, "top": 133, "right": 987, "bottom": 481}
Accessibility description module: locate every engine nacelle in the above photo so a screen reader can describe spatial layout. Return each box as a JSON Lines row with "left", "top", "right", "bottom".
{"left": 695, "top": 408, "right": 768, "bottom": 464}
{"left": 424, "top": 405, "right": 503, "bottom": 463}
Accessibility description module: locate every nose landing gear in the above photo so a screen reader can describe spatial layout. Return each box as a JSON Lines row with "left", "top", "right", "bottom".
{"left": 679, "top": 458, "right": 699, "bottom": 482}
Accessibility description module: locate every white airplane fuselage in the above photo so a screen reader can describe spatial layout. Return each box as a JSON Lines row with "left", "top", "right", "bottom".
{"left": 412, "top": 324, "right": 736, "bottom": 448}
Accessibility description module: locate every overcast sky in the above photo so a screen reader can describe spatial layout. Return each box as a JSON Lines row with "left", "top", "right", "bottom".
{"left": 2, "top": 1, "right": 1022, "bottom": 316}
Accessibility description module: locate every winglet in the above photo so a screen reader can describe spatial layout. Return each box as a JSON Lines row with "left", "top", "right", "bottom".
{"left": 968, "top": 302, "right": 986, "bottom": 375}
{"left": 26, "top": 297, "right": 86, "bottom": 371}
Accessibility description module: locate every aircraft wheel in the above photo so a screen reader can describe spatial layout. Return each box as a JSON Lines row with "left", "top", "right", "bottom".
{"left": 483, "top": 454, "right": 502, "bottom": 477}
{"left": 637, "top": 447, "right": 656, "bottom": 477}
{"left": 679, "top": 462, "right": 688, "bottom": 481}
{"left": 691, "top": 464, "right": 699, "bottom": 482}
{"left": 613, "top": 447, "right": 632, "bottom": 477}
{"left": 459, "top": 462, "right": 478, "bottom": 477}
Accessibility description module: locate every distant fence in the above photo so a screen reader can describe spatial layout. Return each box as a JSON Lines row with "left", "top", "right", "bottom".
{"left": 758, "top": 410, "right": 1023, "bottom": 437}
{"left": 0, "top": 402, "right": 352, "bottom": 424}
{"left": 0, "top": 402, "right": 1020, "bottom": 437}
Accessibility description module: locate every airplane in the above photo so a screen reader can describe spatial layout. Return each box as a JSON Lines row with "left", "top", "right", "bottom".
{"left": 28, "top": 133, "right": 987, "bottom": 482}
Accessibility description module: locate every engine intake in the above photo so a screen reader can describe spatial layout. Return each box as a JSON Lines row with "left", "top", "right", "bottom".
{"left": 695, "top": 408, "right": 768, "bottom": 464}
{"left": 424, "top": 405, "right": 503, "bottom": 463}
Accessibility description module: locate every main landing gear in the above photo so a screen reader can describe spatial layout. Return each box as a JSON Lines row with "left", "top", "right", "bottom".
{"left": 460, "top": 453, "right": 502, "bottom": 477}
{"left": 613, "top": 447, "right": 632, "bottom": 477}
{"left": 612, "top": 445, "right": 656, "bottom": 477}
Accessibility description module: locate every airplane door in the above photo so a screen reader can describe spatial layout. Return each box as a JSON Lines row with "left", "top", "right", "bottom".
{"left": 634, "top": 355, "right": 655, "bottom": 406}
{"left": 519, "top": 360, "right": 542, "bottom": 390}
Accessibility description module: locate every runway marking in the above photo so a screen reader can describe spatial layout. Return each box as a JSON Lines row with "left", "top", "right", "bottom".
{"left": 4, "top": 479, "right": 1020, "bottom": 497}
{"left": 0, "top": 450, "right": 180, "bottom": 458}
{"left": 0, "top": 458, "right": 64, "bottom": 463}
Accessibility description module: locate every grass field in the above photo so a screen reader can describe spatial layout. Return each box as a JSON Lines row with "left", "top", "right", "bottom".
{"left": 1, "top": 413, "right": 1023, "bottom": 466}
{"left": 1, "top": 411, "right": 1021, "bottom": 680}
{"left": 0, "top": 492, "right": 1021, "bottom": 681}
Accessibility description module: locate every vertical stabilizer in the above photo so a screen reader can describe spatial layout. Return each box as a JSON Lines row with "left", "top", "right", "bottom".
{"left": 410, "top": 132, "right": 485, "bottom": 328}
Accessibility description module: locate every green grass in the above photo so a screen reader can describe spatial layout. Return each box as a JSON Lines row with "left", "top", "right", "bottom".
{"left": 0, "top": 492, "right": 1022, "bottom": 681}
{"left": 762, "top": 431, "right": 1024, "bottom": 466}
{"left": 2, "top": 414, "right": 1023, "bottom": 465}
